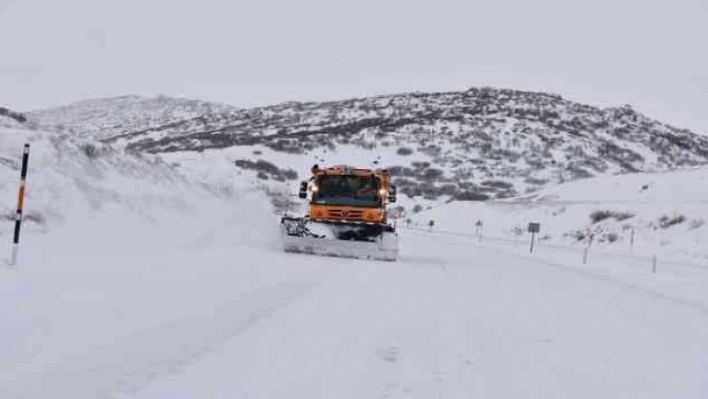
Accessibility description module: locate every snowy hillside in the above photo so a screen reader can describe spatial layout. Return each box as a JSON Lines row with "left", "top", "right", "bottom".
{"left": 412, "top": 166, "right": 708, "bottom": 261}
{"left": 0, "top": 120, "right": 242, "bottom": 241}
{"left": 29, "top": 88, "right": 708, "bottom": 212}
{"left": 28, "top": 95, "right": 242, "bottom": 140}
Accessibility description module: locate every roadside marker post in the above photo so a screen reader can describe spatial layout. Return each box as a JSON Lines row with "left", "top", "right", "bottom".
{"left": 8, "top": 144, "right": 30, "bottom": 266}
{"left": 582, "top": 231, "right": 594, "bottom": 264}
{"left": 528, "top": 222, "right": 540, "bottom": 253}
{"left": 475, "top": 220, "right": 483, "bottom": 244}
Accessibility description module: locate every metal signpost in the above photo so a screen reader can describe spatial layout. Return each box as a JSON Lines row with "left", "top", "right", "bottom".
{"left": 528, "top": 222, "right": 540, "bottom": 253}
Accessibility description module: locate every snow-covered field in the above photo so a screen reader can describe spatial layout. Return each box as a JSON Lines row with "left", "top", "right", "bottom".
{"left": 3, "top": 122, "right": 708, "bottom": 398}
{"left": 410, "top": 167, "right": 708, "bottom": 262}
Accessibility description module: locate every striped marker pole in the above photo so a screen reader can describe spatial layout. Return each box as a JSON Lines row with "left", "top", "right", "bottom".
{"left": 9, "top": 144, "right": 30, "bottom": 266}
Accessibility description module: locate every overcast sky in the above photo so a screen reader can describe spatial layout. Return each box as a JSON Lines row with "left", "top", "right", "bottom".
{"left": 1, "top": 0, "right": 707, "bottom": 133}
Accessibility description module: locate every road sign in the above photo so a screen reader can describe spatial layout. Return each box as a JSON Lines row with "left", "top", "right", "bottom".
{"left": 528, "top": 222, "right": 540, "bottom": 253}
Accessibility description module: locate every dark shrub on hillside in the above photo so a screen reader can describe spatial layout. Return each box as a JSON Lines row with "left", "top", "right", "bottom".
{"left": 658, "top": 214, "right": 686, "bottom": 229}
{"left": 396, "top": 147, "right": 414, "bottom": 156}
{"left": 282, "top": 169, "right": 298, "bottom": 180}
{"left": 524, "top": 177, "right": 548, "bottom": 185}
{"left": 568, "top": 167, "right": 593, "bottom": 179}
{"left": 0, "top": 106, "right": 26, "bottom": 123}
{"left": 421, "top": 168, "right": 444, "bottom": 181}
{"left": 590, "top": 210, "right": 634, "bottom": 224}
{"left": 438, "top": 184, "right": 458, "bottom": 196}
{"left": 388, "top": 166, "right": 415, "bottom": 177}
{"left": 481, "top": 180, "right": 513, "bottom": 189}
{"left": 614, "top": 212, "right": 634, "bottom": 221}
{"left": 265, "top": 139, "right": 304, "bottom": 154}
{"left": 454, "top": 191, "right": 490, "bottom": 201}
{"left": 569, "top": 230, "right": 586, "bottom": 241}
{"left": 234, "top": 159, "right": 298, "bottom": 181}
{"left": 81, "top": 143, "right": 102, "bottom": 159}
{"left": 590, "top": 210, "right": 614, "bottom": 223}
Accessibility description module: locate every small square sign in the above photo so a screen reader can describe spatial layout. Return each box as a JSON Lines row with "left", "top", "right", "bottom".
{"left": 528, "top": 222, "right": 540, "bottom": 233}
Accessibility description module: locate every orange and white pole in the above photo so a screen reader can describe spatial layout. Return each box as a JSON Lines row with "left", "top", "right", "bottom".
{"left": 9, "top": 144, "right": 30, "bottom": 266}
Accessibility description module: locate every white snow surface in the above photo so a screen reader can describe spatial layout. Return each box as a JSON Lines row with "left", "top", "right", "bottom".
{"left": 27, "top": 95, "right": 241, "bottom": 140}
{"left": 0, "top": 115, "right": 24, "bottom": 130}
{"left": 3, "top": 126, "right": 708, "bottom": 398}
{"left": 411, "top": 167, "right": 708, "bottom": 262}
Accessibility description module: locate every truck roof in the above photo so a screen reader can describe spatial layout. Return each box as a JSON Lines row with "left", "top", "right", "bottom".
{"left": 313, "top": 165, "right": 388, "bottom": 177}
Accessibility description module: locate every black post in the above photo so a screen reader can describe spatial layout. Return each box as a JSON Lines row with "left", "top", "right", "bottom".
{"left": 527, "top": 222, "right": 540, "bottom": 253}
{"left": 9, "top": 144, "right": 30, "bottom": 266}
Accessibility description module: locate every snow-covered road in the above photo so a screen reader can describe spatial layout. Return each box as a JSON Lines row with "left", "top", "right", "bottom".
{"left": 3, "top": 201, "right": 708, "bottom": 398}
{"left": 125, "top": 230, "right": 708, "bottom": 399}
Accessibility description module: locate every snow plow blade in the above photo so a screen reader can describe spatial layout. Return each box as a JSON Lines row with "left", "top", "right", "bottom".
{"left": 280, "top": 217, "right": 399, "bottom": 261}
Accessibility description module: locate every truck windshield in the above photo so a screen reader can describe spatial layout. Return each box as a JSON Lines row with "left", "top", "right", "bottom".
{"left": 313, "top": 175, "right": 381, "bottom": 207}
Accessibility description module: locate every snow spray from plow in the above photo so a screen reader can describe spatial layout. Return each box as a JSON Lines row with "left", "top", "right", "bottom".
{"left": 281, "top": 217, "right": 399, "bottom": 261}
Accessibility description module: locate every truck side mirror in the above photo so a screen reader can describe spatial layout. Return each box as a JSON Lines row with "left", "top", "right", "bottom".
{"left": 388, "top": 185, "right": 397, "bottom": 203}
{"left": 298, "top": 181, "right": 308, "bottom": 199}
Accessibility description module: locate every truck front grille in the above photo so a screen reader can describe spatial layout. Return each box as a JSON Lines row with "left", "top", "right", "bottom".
{"left": 327, "top": 209, "right": 365, "bottom": 220}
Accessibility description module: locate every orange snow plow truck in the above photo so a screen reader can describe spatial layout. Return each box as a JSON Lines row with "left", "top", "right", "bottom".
{"left": 280, "top": 164, "right": 399, "bottom": 261}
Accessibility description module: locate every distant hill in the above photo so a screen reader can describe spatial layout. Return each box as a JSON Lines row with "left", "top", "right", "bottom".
{"left": 28, "top": 88, "right": 708, "bottom": 207}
